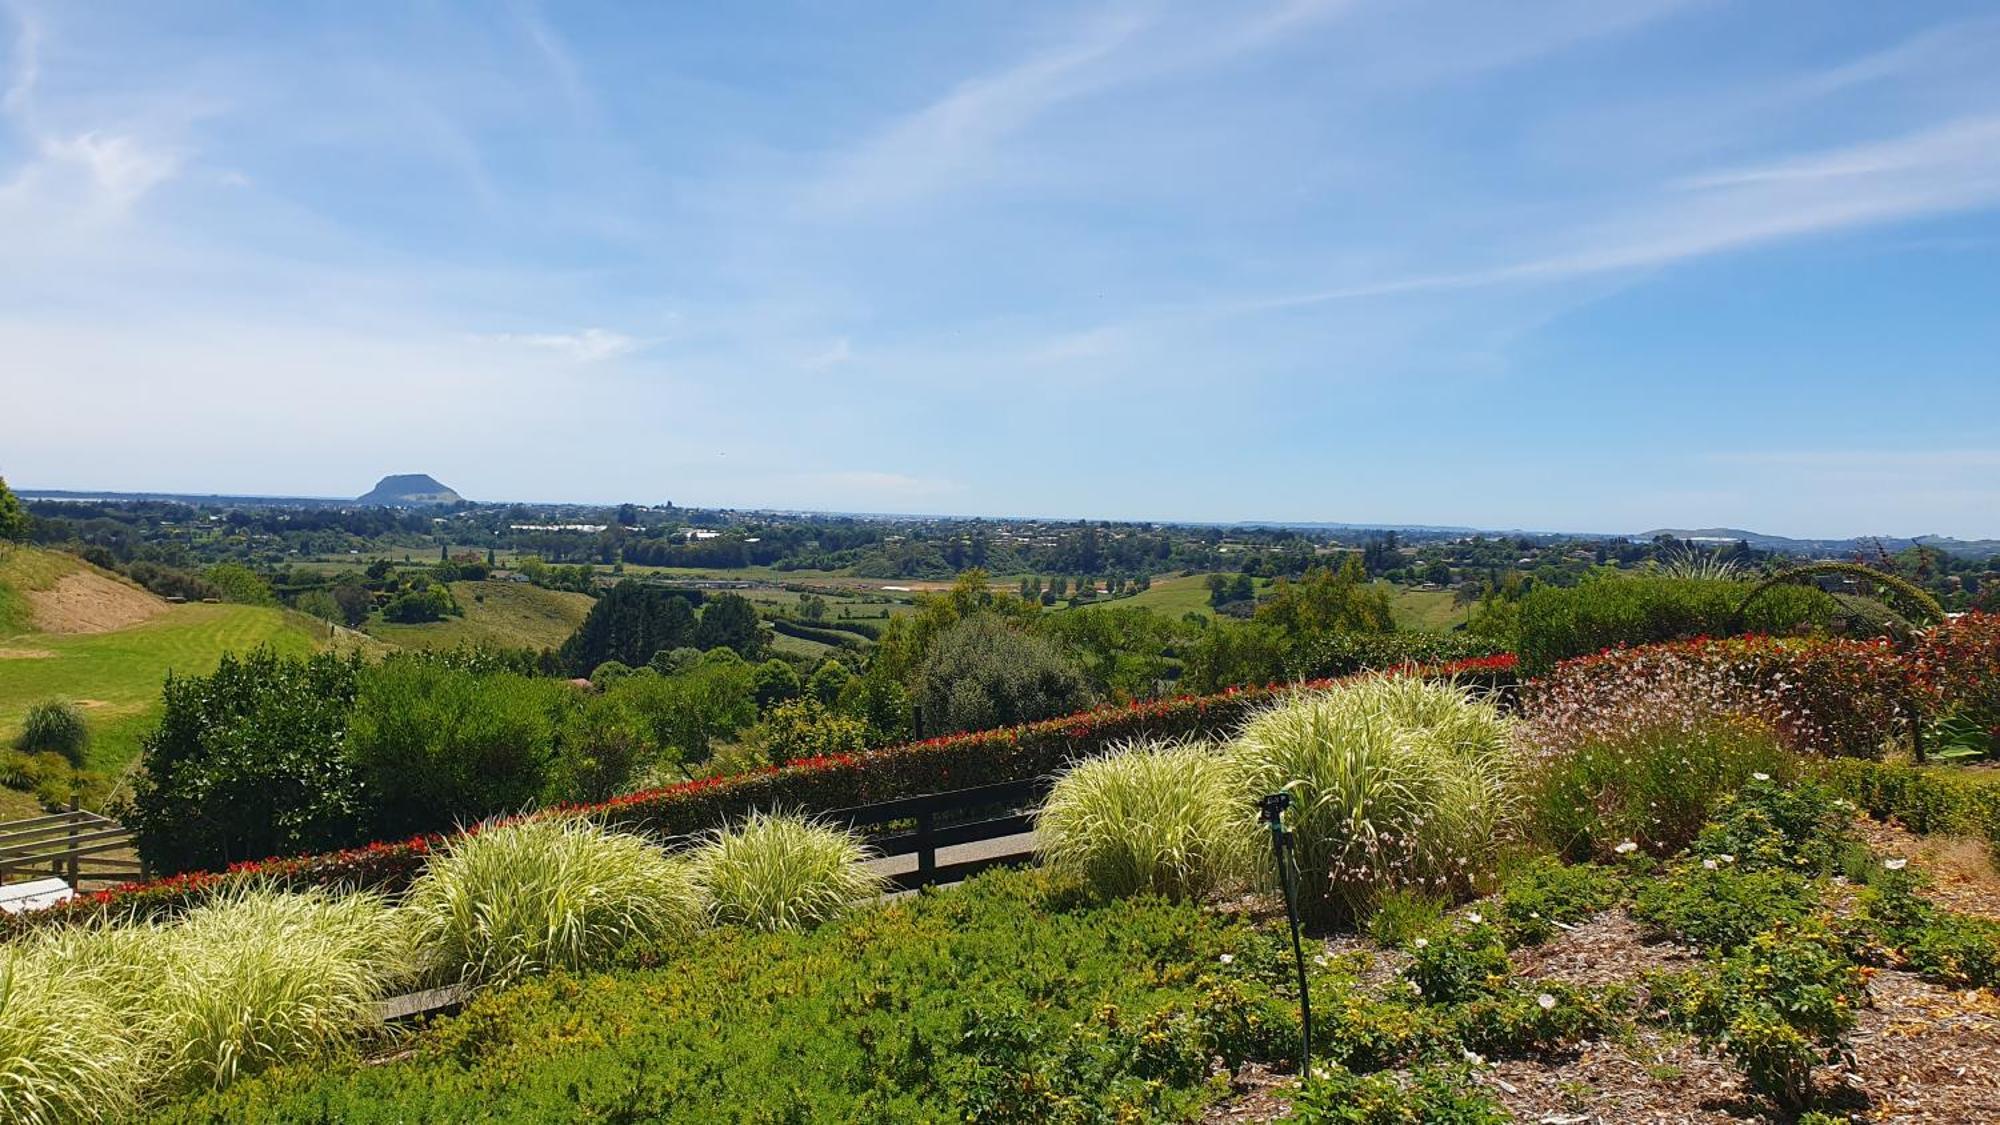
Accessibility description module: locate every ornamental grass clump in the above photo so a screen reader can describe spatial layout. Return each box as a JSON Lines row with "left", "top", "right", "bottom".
{"left": 405, "top": 817, "right": 704, "bottom": 989}
{"left": 1036, "top": 739, "right": 1253, "bottom": 900}
{"left": 146, "top": 888, "right": 411, "bottom": 1094}
{"left": 690, "top": 811, "right": 884, "bottom": 932}
{"left": 1226, "top": 676, "right": 1516, "bottom": 926}
{"left": 2, "top": 887, "right": 408, "bottom": 1111}
{"left": 0, "top": 950, "right": 139, "bottom": 1124}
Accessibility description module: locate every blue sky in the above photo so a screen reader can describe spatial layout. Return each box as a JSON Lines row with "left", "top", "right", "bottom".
{"left": 4, "top": 1, "right": 1999, "bottom": 537}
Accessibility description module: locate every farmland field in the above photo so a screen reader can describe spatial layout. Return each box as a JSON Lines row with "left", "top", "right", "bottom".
{"left": 367, "top": 579, "right": 594, "bottom": 651}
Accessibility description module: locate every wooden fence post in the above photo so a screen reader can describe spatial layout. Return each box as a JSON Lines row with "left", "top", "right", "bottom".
{"left": 66, "top": 800, "right": 80, "bottom": 886}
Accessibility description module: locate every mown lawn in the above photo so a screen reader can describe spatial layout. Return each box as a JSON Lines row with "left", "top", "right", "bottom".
{"left": 0, "top": 603, "right": 333, "bottom": 779}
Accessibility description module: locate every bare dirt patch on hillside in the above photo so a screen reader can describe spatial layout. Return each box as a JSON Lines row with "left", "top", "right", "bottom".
{"left": 25, "top": 571, "right": 167, "bottom": 633}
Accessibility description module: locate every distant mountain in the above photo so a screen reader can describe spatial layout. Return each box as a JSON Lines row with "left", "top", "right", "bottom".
{"left": 1641, "top": 528, "right": 2000, "bottom": 560}
{"left": 357, "top": 474, "right": 462, "bottom": 506}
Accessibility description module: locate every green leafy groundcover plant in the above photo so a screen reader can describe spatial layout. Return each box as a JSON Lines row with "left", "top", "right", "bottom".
{"left": 154, "top": 868, "right": 1280, "bottom": 1123}
{"left": 7, "top": 656, "right": 1516, "bottom": 939}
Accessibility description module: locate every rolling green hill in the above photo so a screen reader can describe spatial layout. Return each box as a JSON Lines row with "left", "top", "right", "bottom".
{"left": 368, "top": 579, "right": 594, "bottom": 652}
{"left": 0, "top": 546, "right": 360, "bottom": 808}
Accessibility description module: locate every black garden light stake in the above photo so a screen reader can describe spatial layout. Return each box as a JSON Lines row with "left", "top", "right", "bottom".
{"left": 1258, "top": 791, "right": 1314, "bottom": 1086}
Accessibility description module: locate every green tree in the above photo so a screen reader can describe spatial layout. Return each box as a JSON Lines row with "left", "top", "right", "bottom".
{"left": 752, "top": 658, "right": 802, "bottom": 711}
{"left": 0, "top": 476, "right": 26, "bottom": 541}
{"left": 695, "top": 593, "right": 765, "bottom": 659}
{"left": 797, "top": 593, "right": 828, "bottom": 622}
{"left": 202, "top": 562, "right": 277, "bottom": 606}
{"left": 914, "top": 614, "right": 1090, "bottom": 735}
{"left": 806, "top": 659, "right": 854, "bottom": 707}
{"left": 126, "top": 648, "right": 366, "bottom": 874}
{"left": 346, "top": 659, "right": 567, "bottom": 839}
{"left": 608, "top": 651, "right": 758, "bottom": 766}
{"left": 759, "top": 698, "right": 869, "bottom": 766}
{"left": 559, "top": 580, "right": 698, "bottom": 674}
{"left": 1254, "top": 556, "right": 1391, "bottom": 643}
{"left": 294, "top": 588, "right": 343, "bottom": 625}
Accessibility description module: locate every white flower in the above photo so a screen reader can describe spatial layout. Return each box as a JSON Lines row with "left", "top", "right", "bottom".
{"left": 1884, "top": 858, "right": 1909, "bottom": 871}
{"left": 1718, "top": 854, "right": 1735, "bottom": 865}
{"left": 1702, "top": 859, "right": 1719, "bottom": 870}
{"left": 1313, "top": 954, "right": 1328, "bottom": 967}
{"left": 1414, "top": 937, "right": 1429, "bottom": 949}
{"left": 1752, "top": 772, "right": 1771, "bottom": 782}
{"left": 1537, "top": 993, "right": 1557, "bottom": 1011}
{"left": 1614, "top": 841, "right": 1639, "bottom": 855}
{"left": 1462, "top": 1049, "right": 1486, "bottom": 1067}
{"left": 1465, "top": 912, "right": 1484, "bottom": 925}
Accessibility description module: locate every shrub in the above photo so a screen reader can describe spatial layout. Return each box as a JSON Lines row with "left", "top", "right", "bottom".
{"left": 15, "top": 659, "right": 1508, "bottom": 939}
{"left": 1857, "top": 868, "right": 2000, "bottom": 988}
{"left": 1453, "top": 980, "right": 1622, "bottom": 1057}
{"left": 1404, "top": 920, "right": 1510, "bottom": 1004}
{"left": 347, "top": 659, "right": 568, "bottom": 839}
{"left": 1690, "top": 775, "right": 1854, "bottom": 875}
{"left": 1289, "top": 631, "right": 1511, "bottom": 681}
{"left": 553, "top": 691, "right": 654, "bottom": 804}
{"left": 152, "top": 867, "right": 1264, "bottom": 1123}
{"left": 1511, "top": 574, "right": 1836, "bottom": 676}
{"left": 1907, "top": 611, "right": 2000, "bottom": 757}
{"left": 914, "top": 613, "right": 1091, "bottom": 735}
{"left": 1226, "top": 677, "right": 1516, "bottom": 924}
{"left": 1036, "top": 739, "right": 1252, "bottom": 900}
{"left": 690, "top": 812, "right": 884, "bottom": 932}
{"left": 1652, "top": 920, "right": 1868, "bottom": 1111}
{"left": 13, "top": 699, "right": 88, "bottom": 767}
{"left": 1523, "top": 635, "right": 1907, "bottom": 759}
{"left": 126, "top": 648, "right": 366, "bottom": 876}
{"left": 1492, "top": 856, "right": 1622, "bottom": 946}
{"left": 759, "top": 698, "right": 869, "bottom": 767}
{"left": 1818, "top": 758, "right": 2000, "bottom": 848}
{"left": 405, "top": 818, "right": 702, "bottom": 989}
{"left": 1291, "top": 1064, "right": 1508, "bottom": 1124}
{"left": 1632, "top": 865, "right": 1817, "bottom": 952}
{"left": 1523, "top": 716, "right": 1796, "bottom": 860}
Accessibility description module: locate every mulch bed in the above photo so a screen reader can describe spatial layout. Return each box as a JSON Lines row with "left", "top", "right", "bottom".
{"left": 1199, "top": 890, "right": 2000, "bottom": 1124}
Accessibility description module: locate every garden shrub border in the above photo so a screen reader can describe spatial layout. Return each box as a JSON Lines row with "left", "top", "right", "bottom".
{"left": 2, "top": 655, "right": 1520, "bottom": 937}
{"left": 1817, "top": 758, "right": 2000, "bottom": 849}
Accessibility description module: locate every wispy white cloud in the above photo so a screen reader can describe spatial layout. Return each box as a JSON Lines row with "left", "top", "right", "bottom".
{"left": 480, "top": 328, "right": 639, "bottom": 362}
{"left": 1252, "top": 114, "right": 2000, "bottom": 310}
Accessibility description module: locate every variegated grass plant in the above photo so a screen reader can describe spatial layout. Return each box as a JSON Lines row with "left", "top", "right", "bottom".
{"left": 1036, "top": 738, "right": 1253, "bottom": 900}
{"left": 689, "top": 811, "right": 885, "bottom": 932}
{"left": 404, "top": 816, "right": 704, "bottom": 989}
{"left": 1226, "top": 675, "right": 1517, "bottom": 926}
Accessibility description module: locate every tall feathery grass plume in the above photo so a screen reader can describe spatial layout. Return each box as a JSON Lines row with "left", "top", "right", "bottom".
{"left": 404, "top": 816, "right": 705, "bottom": 989}
{"left": 1036, "top": 738, "right": 1252, "bottom": 900}
{"left": 1225, "top": 675, "right": 1517, "bottom": 926}
{"left": 689, "top": 811, "right": 885, "bottom": 932}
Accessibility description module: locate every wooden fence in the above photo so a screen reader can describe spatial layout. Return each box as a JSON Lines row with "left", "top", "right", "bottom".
{"left": 0, "top": 804, "right": 145, "bottom": 890}
{"left": 825, "top": 777, "right": 1046, "bottom": 892}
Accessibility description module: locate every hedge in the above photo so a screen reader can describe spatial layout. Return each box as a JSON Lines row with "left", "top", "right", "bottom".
{"left": 1, "top": 655, "right": 1520, "bottom": 937}
{"left": 1817, "top": 758, "right": 2000, "bottom": 849}
{"left": 769, "top": 619, "right": 868, "bottom": 649}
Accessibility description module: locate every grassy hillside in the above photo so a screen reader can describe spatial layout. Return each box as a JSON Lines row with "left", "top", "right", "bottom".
{"left": 1388, "top": 584, "right": 1471, "bottom": 631}
{"left": 0, "top": 546, "right": 359, "bottom": 799}
{"left": 368, "top": 579, "right": 594, "bottom": 652}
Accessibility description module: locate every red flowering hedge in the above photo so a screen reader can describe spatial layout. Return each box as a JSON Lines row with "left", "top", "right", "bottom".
{"left": 2, "top": 655, "right": 1519, "bottom": 937}
{"left": 1907, "top": 612, "right": 2000, "bottom": 724}
{"left": 1521, "top": 635, "right": 1911, "bottom": 760}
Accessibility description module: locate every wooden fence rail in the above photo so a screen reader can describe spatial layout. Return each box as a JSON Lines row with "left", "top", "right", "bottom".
{"left": 824, "top": 777, "right": 1047, "bottom": 892}
{"left": 0, "top": 803, "right": 145, "bottom": 889}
